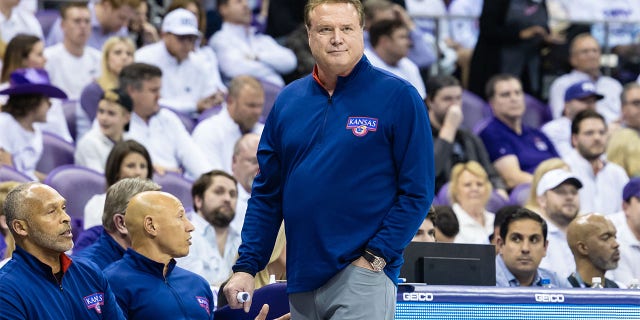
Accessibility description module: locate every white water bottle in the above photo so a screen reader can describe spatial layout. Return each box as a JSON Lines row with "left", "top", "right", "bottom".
{"left": 590, "top": 277, "right": 603, "bottom": 289}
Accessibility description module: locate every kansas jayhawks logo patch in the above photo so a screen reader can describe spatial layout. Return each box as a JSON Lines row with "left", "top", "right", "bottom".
{"left": 346, "top": 116, "right": 378, "bottom": 137}
{"left": 83, "top": 292, "right": 104, "bottom": 314}
{"left": 196, "top": 296, "right": 211, "bottom": 315}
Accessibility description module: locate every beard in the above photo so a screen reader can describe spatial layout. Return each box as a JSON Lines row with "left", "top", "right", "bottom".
{"left": 29, "top": 223, "right": 74, "bottom": 253}
{"left": 202, "top": 205, "right": 235, "bottom": 228}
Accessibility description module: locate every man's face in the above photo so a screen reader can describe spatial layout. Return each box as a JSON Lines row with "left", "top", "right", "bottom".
{"left": 584, "top": 218, "right": 620, "bottom": 271}
{"left": 428, "top": 85, "right": 463, "bottom": 124}
{"left": 564, "top": 96, "right": 597, "bottom": 119}
{"left": 570, "top": 37, "right": 601, "bottom": 74}
{"left": 413, "top": 218, "right": 436, "bottom": 242}
{"left": 232, "top": 136, "right": 259, "bottom": 193}
{"left": 383, "top": 26, "right": 410, "bottom": 63}
{"left": 624, "top": 197, "right": 640, "bottom": 238}
{"left": 220, "top": 0, "right": 251, "bottom": 25}
{"left": 155, "top": 197, "right": 194, "bottom": 258}
{"left": 622, "top": 87, "right": 640, "bottom": 130}
{"left": 196, "top": 176, "right": 238, "bottom": 228}
{"left": 61, "top": 7, "right": 91, "bottom": 47}
{"left": 130, "top": 77, "right": 161, "bottom": 119}
{"left": 307, "top": 2, "right": 364, "bottom": 77}
{"left": 572, "top": 118, "right": 607, "bottom": 161}
{"left": 163, "top": 33, "right": 197, "bottom": 62}
{"left": 228, "top": 84, "right": 264, "bottom": 132}
{"left": 499, "top": 219, "right": 548, "bottom": 282}
{"left": 539, "top": 183, "right": 580, "bottom": 228}
{"left": 102, "top": 3, "right": 134, "bottom": 33}
{"left": 97, "top": 100, "right": 130, "bottom": 139}
{"left": 490, "top": 79, "right": 526, "bottom": 122}
{"left": 22, "top": 185, "right": 73, "bottom": 254}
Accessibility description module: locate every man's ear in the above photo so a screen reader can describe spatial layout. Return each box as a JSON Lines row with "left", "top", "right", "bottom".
{"left": 11, "top": 219, "right": 28, "bottom": 237}
{"left": 144, "top": 216, "right": 157, "bottom": 236}
{"left": 193, "top": 195, "right": 203, "bottom": 213}
{"left": 113, "top": 214, "right": 128, "bottom": 236}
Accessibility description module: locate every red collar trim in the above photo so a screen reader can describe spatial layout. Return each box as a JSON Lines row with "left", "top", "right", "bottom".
{"left": 312, "top": 65, "right": 329, "bottom": 91}
{"left": 60, "top": 253, "right": 72, "bottom": 273}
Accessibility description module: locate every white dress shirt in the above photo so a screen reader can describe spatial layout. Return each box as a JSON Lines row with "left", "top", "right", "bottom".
{"left": 539, "top": 218, "right": 575, "bottom": 280}
{"left": 0, "top": 113, "right": 42, "bottom": 180}
{"left": 128, "top": 109, "right": 210, "bottom": 180}
{"left": 541, "top": 117, "right": 572, "bottom": 158}
{"left": 83, "top": 192, "right": 106, "bottom": 229}
{"left": 364, "top": 48, "right": 426, "bottom": 99}
{"left": 607, "top": 211, "right": 640, "bottom": 285}
{"left": 44, "top": 44, "right": 101, "bottom": 100}
{"left": 230, "top": 184, "right": 250, "bottom": 234}
{"left": 452, "top": 203, "right": 493, "bottom": 244}
{"left": 548, "top": 70, "right": 623, "bottom": 123}
{"left": 191, "top": 106, "right": 263, "bottom": 173}
{"left": 209, "top": 22, "right": 297, "bottom": 86}
{"left": 74, "top": 126, "right": 130, "bottom": 173}
{"left": 176, "top": 213, "right": 241, "bottom": 286}
{"left": 563, "top": 149, "right": 629, "bottom": 215}
{"left": 0, "top": 7, "right": 43, "bottom": 42}
{"left": 135, "top": 42, "right": 226, "bottom": 114}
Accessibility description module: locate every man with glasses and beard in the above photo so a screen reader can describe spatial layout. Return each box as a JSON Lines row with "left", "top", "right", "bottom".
{"left": 177, "top": 170, "right": 239, "bottom": 287}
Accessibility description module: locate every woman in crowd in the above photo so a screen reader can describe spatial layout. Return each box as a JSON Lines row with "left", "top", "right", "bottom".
{"left": 1, "top": 35, "right": 72, "bottom": 142}
{"left": 79, "top": 36, "right": 135, "bottom": 132}
{"left": 0, "top": 68, "right": 68, "bottom": 181}
{"left": 448, "top": 161, "right": 494, "bottom": 244}
{"left": 74, "top": 89, "right": 133, "bottom": 173}
{"left": 83, "top": 139, "right": 153, "bottom": 229}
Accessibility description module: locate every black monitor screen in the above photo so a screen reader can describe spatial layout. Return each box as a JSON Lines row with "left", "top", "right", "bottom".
{"left": 400, "top": 242, "right": 496, "bottom": 286}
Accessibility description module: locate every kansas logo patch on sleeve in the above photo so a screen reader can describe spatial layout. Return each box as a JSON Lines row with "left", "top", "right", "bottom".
{"left": 196, "top": 296, "right": 211, "bottom": 315}
{"left": 83, "top": 292, "right": 104, "bottom": 314}
{"left": 346, "top": 116, "right": 378, "bottom": 137}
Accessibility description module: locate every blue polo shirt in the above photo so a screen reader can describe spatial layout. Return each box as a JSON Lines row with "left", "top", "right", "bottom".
{"left": 479, "top": 117, "right": 558, "bottom": 173}
{"left": 73, "top": 229, "right": 126, "bottom": 270}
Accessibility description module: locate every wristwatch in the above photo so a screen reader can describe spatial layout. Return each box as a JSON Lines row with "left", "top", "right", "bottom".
{"left": 362, "top": 250, "right": 386, "bottom": 272}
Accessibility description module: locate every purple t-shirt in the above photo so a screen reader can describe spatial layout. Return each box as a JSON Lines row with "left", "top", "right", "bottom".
{"left": 479, "top": 117, "right": 558, "bottom": 173}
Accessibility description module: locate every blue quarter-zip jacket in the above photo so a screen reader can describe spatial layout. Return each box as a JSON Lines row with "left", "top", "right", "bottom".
{"left": 73, "top": 229, "right": 126, "bottom": 270}
{"left": 104, "top": 249, "right": 214, "bottom": 319}
{"left": 233, "top": 56, "right": 435, "bottom": 293}
{"left": 0, "top": 246, "right": 125, "bottom": 319}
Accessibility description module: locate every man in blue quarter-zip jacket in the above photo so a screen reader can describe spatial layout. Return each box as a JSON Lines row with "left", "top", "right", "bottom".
{"left": 104, "top": 191, "right": 214, "bottom": 319}
{"left": 223, "top": 0, "right": 434, "bottom": 319}
{"left": 0, "top": 182, "right": 125, "bottom": 319}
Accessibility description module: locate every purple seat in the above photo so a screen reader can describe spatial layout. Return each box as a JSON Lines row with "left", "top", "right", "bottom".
{"left": 44, "top": 165, "right": 106, "bottom": 242}
{"left": 259, "top": 80, "right": 283, "bottom": 123}
{"left": 461, "top": 90, "right": 492, "bottom": 131}
{"left": 214, "top": 283, "right": 289, "bottom": 320}
{"left": 153, "top": 172, "right": 194, "bottom": 212}
{"left": 163, "top": 107, "right": 197, "bottom": 134}
{"left": 509, "top": 182, "right": 532, "bottom": 206}
{"left": 73, "top": 225, "right": 104, "bottom": 253}
{"left": 436, "top": 182, "right": 451, "bottom": 205}
{"left": 62, "top": 99, "right": 78, "bottom": 141}
{"left": 36, "top": 132, "right": 75, "bottom": 174}
{"left": 196, "top": 104, "right": 223, "bottom": 123}
{"left": 35, "top": 9, "right": 60, "bottom": 39}
{"left": 0, "top": 165, "right": 33, "bottom": 183}
{"left": 523, "top": 94, "right": 552, "bottom": 129}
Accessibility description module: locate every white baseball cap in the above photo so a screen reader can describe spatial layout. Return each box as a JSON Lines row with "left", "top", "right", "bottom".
{"left": 162, "top": 8, "right": 201, "bottom": 36}
{"left": 536, "top": 169, "right": 583, "bottom": 197}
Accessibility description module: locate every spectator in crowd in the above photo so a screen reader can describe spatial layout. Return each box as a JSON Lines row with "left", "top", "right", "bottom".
{"left": 524, "top": 158, "right": 569, "bottom": 214}
{"left": 74, "top": 89, "right": 132, "bottom": 173}
{"left": 495, "top": 208, "right": 570, "bottom": 288}
{"left": 478, "top": 74, "right": 558, "bottom": 189}
{"left": 84, "top": 139, "right": 153, "bottom": 229}
{"left": 0, "top": 183, "right": 125, "bottom": 319}
{"left": 1, "top": 35, "right": 72, "bottom": 142}
{"left": 78, "top": 36, "right": 135, "bottom": 139}
{"left": 567, "top": 213, "right": 620, "bottom": 288}
{"left": 230, "top": 133, "right": 260, "bottom": 233}
{"left": 607, "top": 82, "right": 640, "bottom": 177}
{"left": 120, "top": 62, "right": 210, "bottom": 179}
{"left": 210, "top": 0, "right": 297, "bottom": 87}
{"left": 177, "top": 170, "right": 240, "bottom": 287}
{"left": 608, "top": 178, "right": 640, "bottom": 285}
{"left": 192, "top": 75, "right": 264, "bottom": 174}
{"left": 542, "top": 81, "right": 602, "bottom": 157}
{"left": 564, "top": 110, "right": 628, "bottom": 214}
{"left": 0, "top": 68, "right": 67, "bottom": 181}
{"left": 104, "top": 191, "right": 214, "bottom": 319}
{"left": 433, "top": 205, "right": 459, "bottom": 243}
{"left": 469, "top": 0, "right": 556, "bottom": 98}
{"left": 535, "top": 168, "right": 582, "bottom": 279}
{"left": 44, "top": 2, "right": 101, "bottom": 101}
{"left": 365, "top": 19, "right": 425, "bottom": 98}
{"left": 46, "top": 0, "right": 140, "bottom": 50}
{"left": 0, "top": 181, "right": 19, "bottom": 268}
{"left": 362, "top": 0, "right": 435, "bottom": 70}
{"left": 224, "top": 0, "right": 434, "bottom": 318}
{"left": 135, "top": 8, "right": 226, "bottom": 115}
{"left": 426, "top": 75, "right": 506, "bottom": 195}
{"left": 413, "top": 206, "right": 437, "bottom": 243}
{"left": 448, "top": 161, "right": 494, "bottom": 244}
{"left": 490, "top": 205, "right": 521, "bottom": 253}
{"left": 0, "top": 0, "right": 43, "bottom": 42}
{"left": 128, "top": 0, "right": 159, "bottom": 48}
{"left": 74, "top": 177, "right": 161, "bottom": 269}
{"left": 548, "top": 34, "right": 623, "bottom": 123}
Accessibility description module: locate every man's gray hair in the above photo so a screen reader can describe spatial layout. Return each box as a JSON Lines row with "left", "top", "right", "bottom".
{"left": 102, "top": 178, "right": 161, "bottom": 232}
